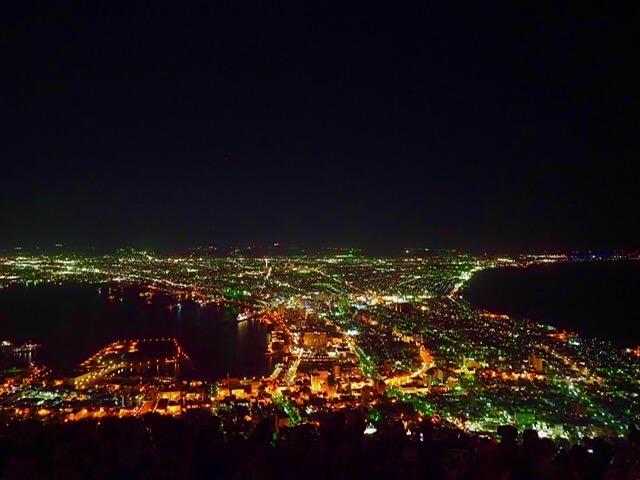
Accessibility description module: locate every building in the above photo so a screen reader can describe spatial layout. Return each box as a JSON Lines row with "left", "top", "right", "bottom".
{"left": 528, "top": 354, "right": 544, "bottom": 372}
{"left": 303, "top": 332, "right": 328, "bottom": 350}
{"left": 515, "top": 409, "right": 536, "bottom": 428}
{"left": 310, "top": 370, "right": 330, "bottom": 393}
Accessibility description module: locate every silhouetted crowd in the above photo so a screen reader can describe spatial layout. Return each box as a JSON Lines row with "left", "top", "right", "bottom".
{"left": 1, "top": 412, "right": 640, "bottom": 479}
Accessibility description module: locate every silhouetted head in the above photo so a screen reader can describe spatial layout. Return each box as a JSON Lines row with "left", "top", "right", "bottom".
{"left": 390, "top": 420, "right": 405, "bottom": 440}
{"left": 537, "top": 437, "right": 556, "bottom": 458}
{"left": 522, "top": 429, "right": 539, "bottom": 449}
{"left": 497, "top": 425, "right": 518, "bottom": 445}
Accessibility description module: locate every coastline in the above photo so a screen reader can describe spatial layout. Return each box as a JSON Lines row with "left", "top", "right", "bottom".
{"left": 459, "top": 259, "right": 640, "bottom": 347}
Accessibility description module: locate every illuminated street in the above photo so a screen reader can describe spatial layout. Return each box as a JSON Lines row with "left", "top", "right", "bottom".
{"left": 2, "top": 249, "right": 639, "bottom": 445}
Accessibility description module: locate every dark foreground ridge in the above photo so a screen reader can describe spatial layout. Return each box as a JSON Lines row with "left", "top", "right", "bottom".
{"left": 1, "top": 412, "right": 640, "bottom": 480}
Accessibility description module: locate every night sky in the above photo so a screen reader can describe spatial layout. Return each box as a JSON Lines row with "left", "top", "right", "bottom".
{"left": 2, "top": 1, "right": 638, "bottom": 253}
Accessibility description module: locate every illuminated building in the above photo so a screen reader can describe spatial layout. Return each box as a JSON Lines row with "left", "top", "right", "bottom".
{"left": 303, "top": 332, "right": 328, "bottom": 349}
{"left": 528, "top": 354, "right": 544, "bottom": 372}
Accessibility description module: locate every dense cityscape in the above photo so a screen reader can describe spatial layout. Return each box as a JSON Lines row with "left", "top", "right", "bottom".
{"left": 3, "top": 0, "right": 638, "bottom": 475}
{"left": 2, "top": 248, "right": 639, "bottom": 445}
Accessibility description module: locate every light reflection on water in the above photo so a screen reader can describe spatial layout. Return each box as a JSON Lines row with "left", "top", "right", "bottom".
{"left": 2, "top": 351, "right": 34, "bottom": 370}
{"left": 0, "top": 283, "right": 272, "bottom": 381}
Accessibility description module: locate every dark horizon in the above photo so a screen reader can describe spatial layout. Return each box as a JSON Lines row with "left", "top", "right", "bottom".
{"left": 2, "top": 241, "right": 638, "bottom": 258}
{"left": 2, "top": 1, "right": 638, "bottom": 252}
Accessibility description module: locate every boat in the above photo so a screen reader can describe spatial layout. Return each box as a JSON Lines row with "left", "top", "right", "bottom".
{"left": 1, "top": 341, "right": 40, "bottom": 353}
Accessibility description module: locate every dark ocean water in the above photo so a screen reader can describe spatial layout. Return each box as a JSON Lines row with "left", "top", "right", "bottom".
{"left": 463, "top": 260, "right": 640, "bottom": 347}
{"left": 0, "top": 283, "right": 272, "bottom": 380}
